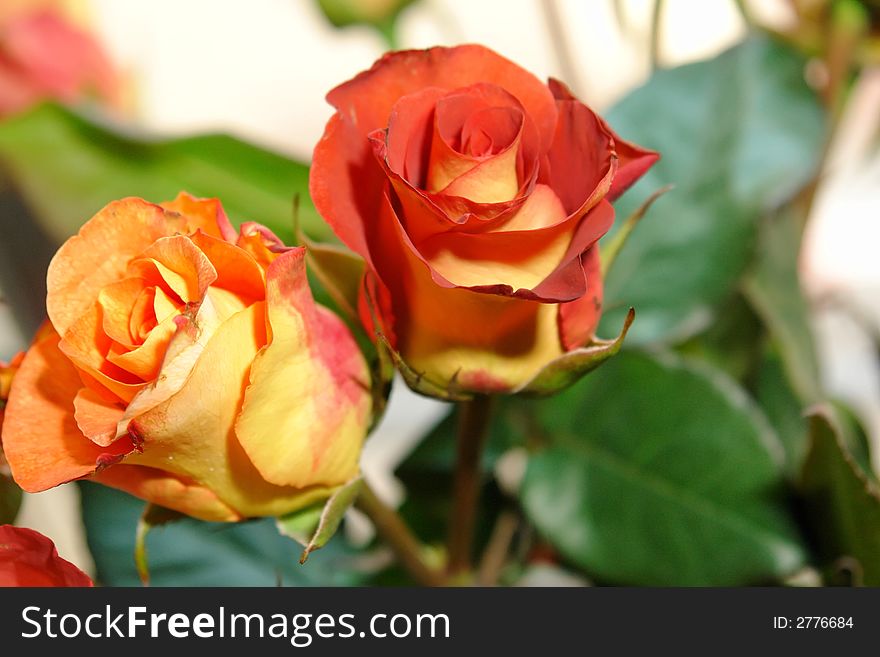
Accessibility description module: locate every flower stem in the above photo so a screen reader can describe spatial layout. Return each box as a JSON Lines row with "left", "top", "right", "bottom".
{"left": 356, "top": 481, "right": 445, "bottom": 587}
{"left": 447, "top": 395, "right": 495, "bottom": 575}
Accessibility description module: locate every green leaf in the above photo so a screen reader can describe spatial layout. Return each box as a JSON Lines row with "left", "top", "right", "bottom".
{"left": 0, "top": 471, "right": 22, "bottom": 525}
{"left": 678, "top": 293, "right": 764, "bottom": 384}
{"left": 520, "top": 350, "right": 807, "bottom": 585}
{"left": 600, "top": 36, "right": 825, "bottom": 345}
{"left": 799, "top": 407, "right": 880, "bottom": 585}
{"left": 753, "top": 346, "right": 810, "bottom": 477}
{"left": 743, "top": 209, "right": 822, "bottom": 403}
{"left": 79, "top": 482, "right": 369, "bottom": 586}
{"left": 277, "top": 476, "right": 364, "bottom": 564}
{"left": 599, "top": 185, "right": 671, "bottom": 278}
{"left": 0, "top": 103, "right": 333, "bottom": 245}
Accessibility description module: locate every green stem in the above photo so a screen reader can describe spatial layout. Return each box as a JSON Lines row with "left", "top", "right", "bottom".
{"left": 447, "top": 395, "right": 495, "bottom": 575}
{"left": 356, "top": 482, "right": 445, "bottom": 587}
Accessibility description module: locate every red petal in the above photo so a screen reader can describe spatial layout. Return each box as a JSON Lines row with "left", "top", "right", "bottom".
{"left": 558, "top": 246, "right": 603, "bottom": 350}
{"left": 0, "top": 525, "right": 93, "bottom": 587}
{"left": 548, "top": 78, "right": 658, "bottom": 201}
{"left": 328, "top": 45, "right": 558, "bottom": 151}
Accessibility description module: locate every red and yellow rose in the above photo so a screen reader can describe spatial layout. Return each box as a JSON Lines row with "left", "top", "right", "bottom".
{"left": 310, "top": 44, "right": 657, "bottom": 393}
{"left": 0, "top": 194, "right": 371, "bottom": 521}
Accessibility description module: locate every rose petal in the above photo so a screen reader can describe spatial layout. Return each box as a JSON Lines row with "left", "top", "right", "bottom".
{"left": 557, "top": 245, "right": 603, "bottom": 350}
{"left": 59, "top": 302, "right": 145, "bottom": 401}
{"left": 189, "top": 230, "right": 266, "bottom": 300}
{"left": 420, "top": 185, "right": 569, "bottom": 291}
{"left": 1, "top": 329, "right": 133, "bottom": 493}
{"left": 310, "top": 112, "right": 387, "bottom": 265}
{"left": 235, "top": 248, "right": 369, "bottom": 489}
{"left": 124, "top": 304, "right": 334, "bottom": 517}
{"left": 543, "top": 91, "right": 617, "bottom": 215}
{"left": 128, "top": 235, "right": 218, "bottom": 305}
{"left": 328, "top": 44, "right": 558, "bottom": 152}
{"left": 97, "top": 277, "right": 149, "bottom": 349}
{"left": 46, "top": 199, "right": 171, "bottom": 336}
{"left": 160, "top": 192, "right": 237, "bottom": 242}
{"left": 91, "top": 466, "right": 242, "bottom": 522}
{"left": 386, "top": 86, "right": 447, "bottom": 188}
{"left": 359, "top": 196, "right": 566, "bottom": 392}
{"left": 0, "top": 525, "right": 93, "bottom": 587}
{"left": 73, "top": 387, "right": 125, "bottom": 447}
{"left": 548, "top": 79, "right": 659, "bottom": 201}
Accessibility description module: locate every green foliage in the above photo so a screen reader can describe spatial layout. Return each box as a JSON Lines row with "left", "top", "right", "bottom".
{"left": 519, "top": 351, "right": 807, "bottom": 585}
{"left": 743, "top": 210, "right": 822, "bottom": 403}
{"left": 0, "top": 103, "right": 332, "bottom": 246}
{"left": 601, "top": 36, "right": 825, "bottom": 345}
{"left": 0, "top": 471, "right": 22, "bottom": 525}
{"left": 79, "top": 482, "right": 368, "bottom": 587}
{"left": 799, "top": 409, "right": 880, "bottom": 585}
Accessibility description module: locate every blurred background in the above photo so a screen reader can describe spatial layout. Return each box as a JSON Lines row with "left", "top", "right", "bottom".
{"left": 1, "top": 0, "right": 878, "bottom": 585}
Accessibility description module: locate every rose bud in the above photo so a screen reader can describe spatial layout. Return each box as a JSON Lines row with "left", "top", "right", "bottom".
{"left": 0, "top": 524, "right": 93, "bottom": 586}
{"left": 0, "top": 194, "right": 371, "bottom": 521}
{"left": 0, "top": 6, "right": 120, "bottom": 117}
{"left": 310, "top": 45, "right": 657, "bottom": 395}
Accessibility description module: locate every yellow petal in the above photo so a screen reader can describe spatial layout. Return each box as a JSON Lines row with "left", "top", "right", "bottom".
{"left": 235, "top": 248, "right": 370, "bottom": 489}
{"left": 123, "top": 303, "right": 334, "bottom": 517}
{"left": 91, "top": 465, "right": 242, "bottom": 522}
{"left": 128, "top": 235, "right": 217, "bottom": 304}
{"left": 422, "top": 185, "right": 569, "bottom": 290}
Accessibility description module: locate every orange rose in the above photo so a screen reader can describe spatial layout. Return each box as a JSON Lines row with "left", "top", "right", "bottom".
{"left": 310, "top": 45, "right": 657, "bottom": 393}
{"left": 1, "top": 194, "right": 371, "bottom": 521}
{"left": 0, "top": 6, "right": 119, "bottom": 117}
{"left": 0, "top": 524, "right": 93, "bottom": 586}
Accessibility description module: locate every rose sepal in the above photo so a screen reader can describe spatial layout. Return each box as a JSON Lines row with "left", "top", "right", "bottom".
{"left": 512, "top": 308, "right": 635, "bottom": 397}
{"left": 276, "top": 475, "right": 364, "bottom": 563}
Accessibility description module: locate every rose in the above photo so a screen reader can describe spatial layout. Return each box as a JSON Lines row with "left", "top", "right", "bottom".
{"left": 0, "top": 524, "right": 93, "bottom": 586}
{"left": 310, "top": 45, "right": 657, "bottom": 393}
{"left": 0, "top": 7, "right": 119, "bottom": 117}
{"left": 1, "top": 193, "right": 371, "bottom": 521}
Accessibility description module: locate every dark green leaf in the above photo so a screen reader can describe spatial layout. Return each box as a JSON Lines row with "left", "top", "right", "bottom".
{"left": 752, "top": 346, "right": 810, "bottom": 477}
{"left": 0, "top": 471, "right": 22, "bottom": 525}
{"left": 601, "top": 36, "right": 825, "bottom": 344}
{"left": 520, "top": 350, "right": 807, "bottom": 585}
{"left": 743, "top": 209, "right": 822, "bottom": 403}
{"left": 799, "top": 407, "right": 880, "bottom": 585}
{"left": 395, "top": 404, "right": 520, "bottom": 547}
{"left": 678, "top": 293, "right": 764, "bottom": 384}
{"left": 0, "top": 103, "right": 333, "bottom": 245}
